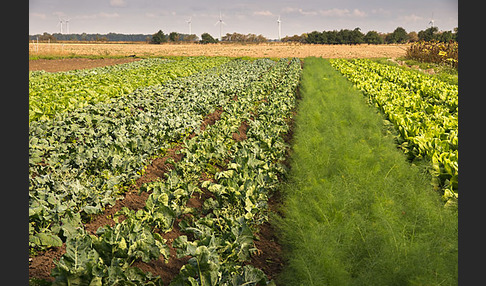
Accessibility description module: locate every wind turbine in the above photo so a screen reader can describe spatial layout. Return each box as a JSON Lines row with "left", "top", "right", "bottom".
{"left": 277, "top": 15, "right": 282, "bottom": 41}
{"left": 429, "top": 13, "right": 435, "bottom": 28}
{"left": 65, "top": 18, "right": 71, "bottom": 34}
{"left": 186, "top": 17, "right": 192, "bottom": 35}
{"left": 57, "top": 17, "right": 64, "bottom": 34}
{"left": 215, "top": 11, "right": 225, "bottom": 40}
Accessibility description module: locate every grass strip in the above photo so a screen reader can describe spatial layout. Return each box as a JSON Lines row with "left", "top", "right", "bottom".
{"left": 275, "top": 57, "right": 457, "bottom": 285}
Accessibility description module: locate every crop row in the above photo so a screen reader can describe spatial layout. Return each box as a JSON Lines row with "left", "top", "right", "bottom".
{"left": 29, "top": 57, "right": 230, "bottom": 123}
{"left": 29, "top": 58, "right": 273, "bottom": 252}
{"left": 330, "top": 59, "right": 458, "bottom": 202}
{"left": 30, "top": 58, "right": 302, "bottom": 284}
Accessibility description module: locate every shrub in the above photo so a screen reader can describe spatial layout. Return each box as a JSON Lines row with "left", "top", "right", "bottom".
{"left": 406, "top": 41, "right": 458, "bottom": 68}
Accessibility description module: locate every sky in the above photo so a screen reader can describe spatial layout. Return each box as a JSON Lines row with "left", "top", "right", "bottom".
{"left": 29, "top": 0, "right": 458, "bottom": 39}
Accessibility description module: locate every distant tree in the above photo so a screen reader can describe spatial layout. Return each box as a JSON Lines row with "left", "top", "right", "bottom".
{"left": 437, "top": 30, "right": 454, "bottom": 42}
{"left": 326, "top": 30, "right": 339, "bottom": 44}
{"left": 306, "top": 31, "right": 324, "bottom": 44}
{"left": 220, "top": 32, "right": 267, "bottom": 43}
{"left": 182, "top": 34, "right": 199, "bottom": 42}
{"left": 364, "top": 31, "right": 384, "bottom": 44}
{"left": 350, "top": 28, "right": 364, "bottom": 44}
{"left": 387, "top": 27, "right": 408, "bottom": 44}
{"left": 169, "top": 32, "right": 179, "bottom": 42}
{"left": 151, "top": 30, "right": 167, "bottom": 44}
{"left": 95, "top": 35, "right": 108, "bottom": 41}
{"left": 253, "top": 34, "right": 268, "bottom": 43}
{"left": 200, "top": 33, "right": 217, "bottom": 44}
{"left": 407, "top": 31, "right": 419, "bottom": 42}
{"left": 38, "top": 32, "right": 57, "bottom": 42}
{"left": 282, "top": 34, "right": 305, "bottom": 43}
{"left": 418, "top": 27, "right": 439, "bottom": 41}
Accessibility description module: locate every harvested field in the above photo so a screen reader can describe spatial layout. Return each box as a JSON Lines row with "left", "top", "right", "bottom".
{"left": 29, "top": 42, "right": 408, "bottom": 60}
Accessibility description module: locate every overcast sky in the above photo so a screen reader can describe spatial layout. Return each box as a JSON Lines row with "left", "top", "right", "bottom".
{"left": 29, "top": 0, "right": 458, "bottom": 39}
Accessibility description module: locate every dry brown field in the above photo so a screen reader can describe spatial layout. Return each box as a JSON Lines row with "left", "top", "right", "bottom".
{"left": 29, "top": 42, "right": 409, "bottom": 59}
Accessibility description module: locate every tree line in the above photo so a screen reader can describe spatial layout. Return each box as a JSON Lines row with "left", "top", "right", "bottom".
{"left": 30, "top": 26, "right": 457, "bottom": 45}
{"left": 29, "top": 32, "right": 153, "bottom": 42}
{"left": 283, "top": 26, "right": 458, "bottom": 44}
{"left": 150, "top": 30, "right": 267, "bottom": 44}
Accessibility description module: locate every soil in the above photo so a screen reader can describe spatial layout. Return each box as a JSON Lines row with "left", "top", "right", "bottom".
{"left": 249, "top": 222, "right": 284, "bottom": 281}
{"left": 232, "top": 120, "right": 249, "bottom": 141}
{"left": 28, "top": 244, "right": 66, "bottom": 282}
{"left": 200, "top": 108, "right": 223, "bottom": 131}
{"left": 29, "top": 57, "right": 141, "bottom": 72}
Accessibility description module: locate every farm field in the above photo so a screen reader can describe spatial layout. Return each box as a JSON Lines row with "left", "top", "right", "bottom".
{"left": 276, "top": 57, "right": 457, "bottom": 285}
{"left": 29, "top": 42, "right": 409, "bottom": 59}
{"left": 29, "top": 54, "right": 458, "bottom": 285}
{"left": 29, "top": 57, "right": 301, "bottom": 284}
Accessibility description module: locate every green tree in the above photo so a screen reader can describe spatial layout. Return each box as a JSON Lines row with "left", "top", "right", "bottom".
{"left": 387, "top": 27, "right": 408, "bottom": 43}
{"left": 407, "top": 31, "right": 419, "bottom": 42}
{"left": 418, "top": 27, "right": 439, "bottom": 41}
{"left": 182, "top": 34, "right": 199, "bottom": 42}
{"left": 151, "top": 30, "right": 167, "bottom": 44}
{"left": 200, "top": 33, "right": 217, "bottom": 44}
{"left": 326, "top": 30, "right": 339, "bottom": 44}
{"left": 350, "top": 28, "right": 364, "bottom": 44}
{"left": 38, "top": 32, "right": 57, "bottom": 42}
{"left": 364, "top": 31, "right": 384, "bottom": 44}
{"left": 437, "top": 30, "right": 454, "bottom": 42}
{"left": 306, "top": 31, "right": 325, "bottom": 44}
{"left": 169, "top": 32, "right": 179, "bottom": 42}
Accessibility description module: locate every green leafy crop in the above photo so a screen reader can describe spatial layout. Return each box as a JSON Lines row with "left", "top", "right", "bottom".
{"left": 331, "top": 58, "right": 458, "bottom": 203}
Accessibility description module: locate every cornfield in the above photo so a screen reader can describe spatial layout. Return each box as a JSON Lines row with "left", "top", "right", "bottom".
{"left": 406, "top": 41, "right": 458, "bottom": 68}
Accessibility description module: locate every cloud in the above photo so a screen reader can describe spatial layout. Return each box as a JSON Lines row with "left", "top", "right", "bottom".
{"left": 144, "top": 11, "right": 177, "bottom": 18}
{"left": 318, "top": 8, "right": 366, "bottom": 17}
{"left": 52, "top": 11, "right": 67, "bottom": 18}
{"left": 298, "top": 9, "right": 318, "bottom": 16}
{"left": 253, "top": 10, "right": 273, "bottom": 17}
{"left": 352, "top": 9, "right": 366, "bottom": 17}
{"left": 283, "top": 7, "right": 366, "bottom": 18}
{"left": 109, "top": 0, "right": 126, "bottom": 7}
{"left": 30, "top": 12, "right": 47, "bottom": 20}
{"left": 372, "top": 8, "right": 391, "bottom": 16}
{"left": 319, "top": 8, "right": 349, "bottom": 17}
{"left": 75, "top": 12, "right": 120, "bottom": 20}
{"left": 398, "top": 14, "right": 423, "bottom": 23}
{"left": 281, "top": 7, "right": 298, "bottom": 13}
